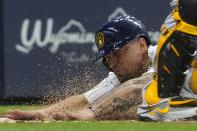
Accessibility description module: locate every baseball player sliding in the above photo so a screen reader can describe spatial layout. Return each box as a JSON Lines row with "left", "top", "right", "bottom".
{"left": 4, "top": 15, "right": 155, "bottom": 121}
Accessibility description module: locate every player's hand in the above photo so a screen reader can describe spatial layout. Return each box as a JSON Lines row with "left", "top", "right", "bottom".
{"left": 6, "top": 110, "right": 44, "bottom": 121}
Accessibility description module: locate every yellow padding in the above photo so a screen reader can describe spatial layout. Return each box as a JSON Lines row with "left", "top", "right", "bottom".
{"left": 155, "top": 106, "right": 169, "bottom": 114}
{"left": 173, "top": 9, "right": 197, "bottom": 36}
{"left": 191, "top": 68, "right": 197, "bottom": 94}
{"left": 169, "top": 99, "right": 194, "bottom": 106}
{"left": 145, "top": 80, "right": 161, "bottom": 105}
{"left": 191, "top": 60, "right": 197, "bottom": 68}
{"left": 176, "top": 21, "right": 197, "bottom": 36}
{"left": 145, "top": 79, "right": 194, "bottom": 106}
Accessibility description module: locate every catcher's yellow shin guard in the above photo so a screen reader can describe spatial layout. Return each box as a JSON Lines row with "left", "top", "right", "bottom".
{"left": 145, "top": 0, "right": 197, "bottom": 105}
{"left": 190, "top": 61, "right": 197, "bottom": 93}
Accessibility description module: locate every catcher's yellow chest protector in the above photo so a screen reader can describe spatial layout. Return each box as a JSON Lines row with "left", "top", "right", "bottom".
{"left": 155, "top": 0, "right": 197, "bottom": 98}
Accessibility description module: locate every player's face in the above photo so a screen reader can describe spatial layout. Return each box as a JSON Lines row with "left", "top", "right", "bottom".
{"left": 106, "top": 38, "right": 149, "bottom": 82}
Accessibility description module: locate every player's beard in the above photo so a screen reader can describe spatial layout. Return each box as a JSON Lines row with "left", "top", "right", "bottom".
{"left": 119, "top": 50, "right": 149, "bottom": 82}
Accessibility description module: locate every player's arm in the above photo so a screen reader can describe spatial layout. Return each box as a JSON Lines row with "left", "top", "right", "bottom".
{"left": 6, "top": 94, "right": 89, "bottom": 121}
{"left": 6, "top": 72, "right": 121, "bottom": 121}
{"left": 64, "top": 72, "right": 153, "bottom": 120}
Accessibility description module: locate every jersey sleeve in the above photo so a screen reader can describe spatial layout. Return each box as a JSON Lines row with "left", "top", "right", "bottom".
{"left": 84, "top": 72, "right": 120, "bottom": 104}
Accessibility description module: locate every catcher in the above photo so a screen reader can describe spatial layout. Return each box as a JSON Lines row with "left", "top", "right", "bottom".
{"left": 138, "top": 0, "right": 197, "bottom": 121}
{"left": 5, "top": 15, "right": 155, "bottom": 121}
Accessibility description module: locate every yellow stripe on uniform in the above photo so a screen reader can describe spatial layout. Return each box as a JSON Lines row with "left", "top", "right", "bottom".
{"left": 155, "top": 106, "right": 169, "bottom": 114}
{"left": 169, "top": 99, "right": 195, "bottom": 106}
{"left": 163, "top": 65, "right": 171, "bottom": 74}
{"left": 170, "top": 44, "right": 180, "bottom": 57}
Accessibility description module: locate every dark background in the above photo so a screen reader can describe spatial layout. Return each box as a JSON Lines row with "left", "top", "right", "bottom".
{"left": 0, "top": 0, "right": 171, "bottom": 101}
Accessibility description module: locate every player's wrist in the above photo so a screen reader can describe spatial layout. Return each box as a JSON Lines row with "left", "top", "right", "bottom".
{"left": 88, "top": 106, "right": 99, "bottom": 118}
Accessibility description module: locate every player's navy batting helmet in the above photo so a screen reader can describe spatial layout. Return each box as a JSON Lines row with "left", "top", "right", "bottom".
{"left": 95, "top": 15, "right": 151, "bottom": 59}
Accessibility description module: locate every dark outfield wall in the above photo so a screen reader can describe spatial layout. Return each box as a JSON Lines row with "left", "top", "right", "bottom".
{"left": 0, "top": 0, "right": 171, "bottom": 100}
